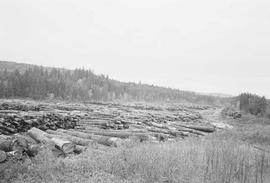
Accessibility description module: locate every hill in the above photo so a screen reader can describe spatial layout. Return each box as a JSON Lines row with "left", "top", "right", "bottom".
{"left": 0, "top": 61, "right": 229, "bottom": 105}
{"left": 0, "top": 60, "right": 36, "bottom": 72}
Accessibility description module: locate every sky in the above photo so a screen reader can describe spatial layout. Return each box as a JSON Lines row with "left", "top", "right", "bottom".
{"left": 0, "top": 0, "right": 270, "bottom": 97}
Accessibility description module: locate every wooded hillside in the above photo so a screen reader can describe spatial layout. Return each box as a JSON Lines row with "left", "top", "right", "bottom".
{"left": 0, "top": 61, "right": 227, "bottom": 104}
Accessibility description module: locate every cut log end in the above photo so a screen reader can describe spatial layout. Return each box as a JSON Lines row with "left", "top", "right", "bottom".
{"left": 0, "top": 150, "right": 7, "bottom": 163}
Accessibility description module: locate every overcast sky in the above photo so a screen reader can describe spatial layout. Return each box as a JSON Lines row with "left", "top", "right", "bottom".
{"left": 0, "top": 0, "right": 270, "bottom": 97}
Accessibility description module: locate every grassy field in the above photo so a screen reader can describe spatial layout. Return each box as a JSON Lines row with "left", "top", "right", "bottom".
{"left": 1, "top": 111, "right": 270, "bottom": 183}
{"left": 1, "top": 138, "right": 269, "bottom": 183}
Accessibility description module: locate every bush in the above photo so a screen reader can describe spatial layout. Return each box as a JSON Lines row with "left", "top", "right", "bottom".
{"left": 239, "top": 93, "right": 267, "bottom": 116}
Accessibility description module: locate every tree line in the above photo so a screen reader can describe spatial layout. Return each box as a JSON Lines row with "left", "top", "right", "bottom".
{"left": 0, "top": 66, "right": 225, "bottom": 104}
{"left": 238, "top": 93, "right": 268, "bottom": 116}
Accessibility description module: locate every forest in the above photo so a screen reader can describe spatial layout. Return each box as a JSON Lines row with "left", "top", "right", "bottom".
{"left": 0, "top": 61, "right": 225, "bottom": 104}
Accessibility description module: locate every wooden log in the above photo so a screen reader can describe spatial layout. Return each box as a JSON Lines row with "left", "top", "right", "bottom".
{"left": 80, "top": 120, "right": 108, "bottom": 125}
{"left": 46, "top": 130, "right": 92, "bottom": 146}
{"left": 74, "top": 145, "right": 87, "bottom": 154}
{"left": 129, "top": 124, "right": 145, "bottom": 129}
{"left": 90, "top": 136, "right": 119, "bottom": 147}
{"left": 0, "top": 139, "right": 12, "bottom": 152}
{"left": 0, "top": 150, "right": 6, "bottom": 163}
{"left": 172, "top": 125, "right": 206, "bottom": 136}
{"left": 57, "top": 129, "right": 93, "bottom": 139}
{"left": 50, "top": 137, "right": 75, "bottom": 154}
{"left": 11, "top": 137, "right": 29, "bottom": 152}
{"left": 27, "top": 144, "right": 41, "bottom": 157}
{"left": 177, "top": 124, "right": 215, "bottom": 133}
{"left": 6, "top": 150, "right": 23, "bottom": 160}
{"left": 147, "top": 128, "right": 179, "bottom": 136}
{"left": 28, "top": 127, "right": 75, "bottom": 154}
{"left": 79, "top": 129, "right": 149, "bottom": 139}
{"left": 28, "top": 127, "right": 51, "bottom": 144}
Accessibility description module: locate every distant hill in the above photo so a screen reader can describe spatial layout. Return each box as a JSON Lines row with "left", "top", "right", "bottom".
{"left": 0, "top": 61, "right": 36, "bottom": 72}
{"left": 197, "top": 92, "right": 234, "bottom": 98}
{"left": 0, "top": 61, "right": 64, "bottom": 73}
{"left": 0, "top": 60, "right": 230, "bottom": 105}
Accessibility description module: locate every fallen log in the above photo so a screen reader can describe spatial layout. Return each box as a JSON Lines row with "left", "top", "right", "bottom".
{"left": 27, "top": 144, "right": 41, "bottom": 157}
{"left": 28, "top": 127, "right": 51, "bottom": 144}
{"left": 80, "top": 120, "right": 108, "bottom": 125}
{"left": 28, "top": 127, "right": 75, "bottom": 154}
{"left": 57, "top": 129, "right": 93, "bottom": 139}
{"left": 172, "top": 125, "right": 206, "bottom": 136}
{"left": 10, "top": 137, "right": 29, "bottom": 152}
{"left": 46, "top": 130, "right": 92, "bottom": 146}
{"left": 6, "top": 150, "right": 23, "bottom": 160}
{"left": 62, "top": 129, "right": 124, "bottom": 147}
{"left": 90, "top": 136, "right": 121, "bottom": 147}
{"left": 174, "top": 124, "right": 215, "bottom": 133}
{"left": 74, "top": 145, "right": 87, "bottom": 154}
{"left": 0, "top": 139, "right": 12, "bottom": 152}
{"left": 50, "top": 137, "right": 75, "bottom": 154}
{"left": 79, "top": 129, "right": 149, "bottom": 139}
{"left": 0, "top": 150, "right": 6, "bottom": 163}
{"left": 181, "top": 125, "right": 215, "bottom": 133}
{"left": 147, "top": 128, "right": 182, "bottom": 137}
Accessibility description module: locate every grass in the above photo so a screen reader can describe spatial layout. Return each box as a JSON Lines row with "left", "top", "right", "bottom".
{"left": 1, "top": 136, "right": 269, "bottom": 183}
{"left": 219, "top": 113, "right": 270, "bottom": 147}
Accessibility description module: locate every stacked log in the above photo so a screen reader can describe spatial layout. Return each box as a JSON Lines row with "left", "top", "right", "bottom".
{"left": 0, "top": 112, "right": 78, "bottom": 135}
{"left": 28, "top": 127, "right": 76, "bottom": 155}
{"left": 0, "top": 102, "right": 44, "bottom": 111}
{"left": 46, "top": 129, "right": 124, "bottom": 147}
{"left": 78, "top": 129, "right": 149, "bottom": 139}
{"left": 46, "top": 129, "right": 92, "bottom": 146}
{"left": 0, "top": 99, "right": 221, "bottom": 163}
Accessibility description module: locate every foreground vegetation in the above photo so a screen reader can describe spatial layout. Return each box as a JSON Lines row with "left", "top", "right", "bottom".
{"left": 1, "top": 136, "right": 269, "bottom": 183}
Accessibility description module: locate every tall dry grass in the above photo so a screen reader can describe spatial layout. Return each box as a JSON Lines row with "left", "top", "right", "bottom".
{"left": 1, "top": 138, "right": 269, "bottom": 183}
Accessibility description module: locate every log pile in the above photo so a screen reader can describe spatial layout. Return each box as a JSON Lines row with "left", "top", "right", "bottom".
{"left": 0, "top": 99, "right": 220, "bottom": 163}
{"left": 0, "top": 102, "right": 45, "bottom": 111}
{"left": 0, "top": 112, "right": 79, "bottom": 135}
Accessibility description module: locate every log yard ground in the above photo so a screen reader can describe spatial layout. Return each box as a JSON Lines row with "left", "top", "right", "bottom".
{"left": 0, "top": 99, "right": 270, "bottom": 183}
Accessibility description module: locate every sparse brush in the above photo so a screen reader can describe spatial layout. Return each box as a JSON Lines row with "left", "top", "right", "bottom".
{"left": 2, "top": 138, "right": 269, "bottom": 183}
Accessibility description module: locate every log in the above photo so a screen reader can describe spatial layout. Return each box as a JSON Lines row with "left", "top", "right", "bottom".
{"left": 28, "top": 127, "right": 51, "bottom": 144}
{"left": 172, "top": 125, "right": 206, "bottom": 136}
{"left": 46, "top": 130, "right": 92, "bottom": 146}
{"left": 28, "top": 127, "right": 75, "bottom": 154}
{"left": 54, "top": 129, "right": 133, "bottom": 147}
{"left": 79, "top": 129, "right": 149, "bottom": 139}
{"left": 0, "top": 150, "right": 6, "bottom": 163}
{"left": 27, "top": 144, "right": 41, "bottom": 157}
{"left": 6, "top": 150, "right": 23, "bottom": 160}
{"left": 80, "top": 119, "right": 108, "bottom": 125}
{"left": 50, "top": 137, "right": 75, "bottom": 154}
{"left": 0, "top": 139, "right": 12, "bottom": 152}
{"left": 74, "top": 145, "right": 87, "bottom": 154}
{"left": 177, "top": 124, "right": 215, "bottom": 133}
{"left": 91, "top": 136, "right": 120, "bottom": 147}
{"left": 57, "top": 129, "right": 93, "bottom": 139}
{"left": 10, "top": 137, "right": 29, "bottom": 152}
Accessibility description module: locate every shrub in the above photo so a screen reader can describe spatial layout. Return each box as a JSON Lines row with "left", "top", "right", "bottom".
{"left": 239, "top": 93, "right": 267, "bottom": 116}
